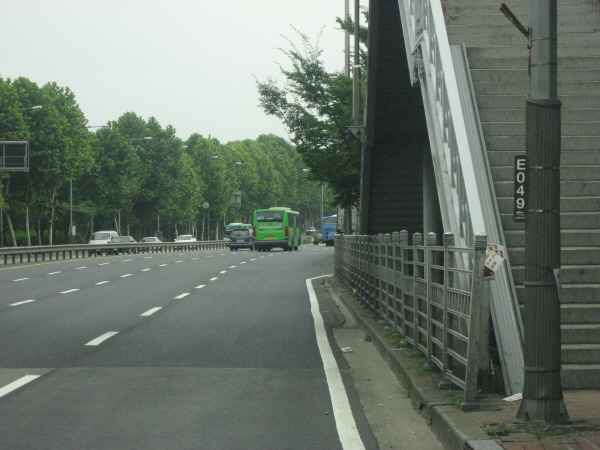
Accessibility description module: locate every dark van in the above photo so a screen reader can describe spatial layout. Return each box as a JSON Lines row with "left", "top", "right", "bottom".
{"left": 229, "top": 228, "right": 254, "bottom": 251}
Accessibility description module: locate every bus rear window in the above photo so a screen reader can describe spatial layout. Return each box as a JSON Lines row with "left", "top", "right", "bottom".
{"left": 256, "top": 211, "right": 284, "bottom": 222}
{"left": 324, "top": 217, "right": 337, "bottom": 225}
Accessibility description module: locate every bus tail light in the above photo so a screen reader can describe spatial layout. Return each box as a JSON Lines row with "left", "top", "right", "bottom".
{"left": 285, "top": 226, "right": 289, "bottom": 237}
{"left": 253, "top": 227, "right": 257, "bottom": 237}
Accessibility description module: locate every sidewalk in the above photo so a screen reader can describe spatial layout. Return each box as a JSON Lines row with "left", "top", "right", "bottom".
{"left": 324, "top": 277, "right": 600, "bottom": 450}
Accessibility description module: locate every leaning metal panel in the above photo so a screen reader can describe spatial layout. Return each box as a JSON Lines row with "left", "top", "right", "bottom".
{"left": 394, "top": 0, "right": 524, "bottom": 395}
{"left": 450, "top": 44, "right": 524, "bottom": 394}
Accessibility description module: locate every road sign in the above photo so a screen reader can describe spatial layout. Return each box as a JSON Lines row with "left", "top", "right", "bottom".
{"left": 514, "top": 155, "right": 527, "bottom": 222}
{"left": 0, "top": 141, "right": 29, "bottom": 172}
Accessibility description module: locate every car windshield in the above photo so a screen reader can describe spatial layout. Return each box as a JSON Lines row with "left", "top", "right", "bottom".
{"left": 176, "top": 235, "right": 193, "bottom": 241}
{"left": 91, "top": 232, "right": 111, "bottom": 240}
{"left": 143, "top": 237, "right": 157, "bottom": 242}
{"left": 111, "top": 237, "right": 131, "bottom": 243}
{"left": 231, "top": 230, "right": 249, "bottom": 237}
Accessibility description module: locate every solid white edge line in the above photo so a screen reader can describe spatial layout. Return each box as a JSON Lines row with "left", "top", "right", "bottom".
{"left": 141, "top": 307, "right": 162, "bottom": 316}
{"left": 85, "top": 332, "right": 119, "bottom": 346}
{"left": 306, "top": 276, "right": 365, "bottom": 450}
{"left": 0, "top": 375, "right": 41, "bottom": 399}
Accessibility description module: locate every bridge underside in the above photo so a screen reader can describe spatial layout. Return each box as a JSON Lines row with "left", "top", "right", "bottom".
{"left": 359, "top": 0, "right": 431, "bottom": 237}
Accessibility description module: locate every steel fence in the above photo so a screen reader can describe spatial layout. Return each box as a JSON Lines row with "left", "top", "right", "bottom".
{"left": 334, "top": 230, "right": 490, "bottom": 406}
{"left": 0, "top": 240, "right": 229, "bottom": 265}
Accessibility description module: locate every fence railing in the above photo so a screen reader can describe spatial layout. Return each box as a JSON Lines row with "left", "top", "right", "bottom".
{"left": 0, "top": 240, "right": 229, "bottom": 265}
{"left": 334, "top": 231, "right": 490, "bottom": 406}
{"left": 398, "top": 0, "right": 524, "bottom": 395}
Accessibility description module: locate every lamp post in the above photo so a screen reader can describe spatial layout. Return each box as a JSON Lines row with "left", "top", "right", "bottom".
{"left": 302, "top": 168, "right": 324, "bottom": 225}
{"left": 132, "top": 136, "right": 152, "bottom": 143}
{"left": 206, "top": 156, "right": 218, "bottom": 239}
{"left": 66, "top": 125, "right": 109, "bottom": 244}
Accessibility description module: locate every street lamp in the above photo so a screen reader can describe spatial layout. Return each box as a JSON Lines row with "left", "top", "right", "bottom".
{"left": 68, "top": 125, "right": 110, "bottom": 243}
{"left": 302, "top": 168, "right": 324, "bottom": 221}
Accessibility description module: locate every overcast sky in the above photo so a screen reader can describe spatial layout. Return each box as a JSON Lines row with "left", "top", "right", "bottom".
{"left": 1, "top": 0, "right": 350, "bottom": 143}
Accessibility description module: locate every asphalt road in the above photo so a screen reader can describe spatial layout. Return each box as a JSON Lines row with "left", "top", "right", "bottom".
{"left": 0, "top": 246, "right": 377, "bottom": 449}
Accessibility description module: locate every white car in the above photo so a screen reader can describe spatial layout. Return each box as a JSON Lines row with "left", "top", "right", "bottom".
{"left": 141, "top": 236, "right": 162, "bottom": 251}
{"left": 174, "top": 235, "right": 197, "bottom": 250}
{"left": 88, "top": 230, "right": 119, "bottom": 256}
{"left": 174, "top": 235, "right": 196, "bottom": 243}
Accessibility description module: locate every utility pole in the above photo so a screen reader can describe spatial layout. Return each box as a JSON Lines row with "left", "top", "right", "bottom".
{"left": 352, "top": 0, "right": 361, "bottom": 128}
{"left": 516, "top": 0, "right": 569, "bottom": 424}
{"left": 348, "top": 0, "right": 361, "bottom": 233}
{"left": 344, "top": 0, "right": 350, "bottom": 78}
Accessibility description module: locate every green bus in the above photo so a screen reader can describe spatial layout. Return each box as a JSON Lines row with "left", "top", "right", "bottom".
{"left": 252, "top": 207, "right": 301, "bottom": 252}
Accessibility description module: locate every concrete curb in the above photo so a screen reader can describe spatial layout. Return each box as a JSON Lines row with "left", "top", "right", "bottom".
{"left": 324, "top": 277, "right": 501, "bottom": 450}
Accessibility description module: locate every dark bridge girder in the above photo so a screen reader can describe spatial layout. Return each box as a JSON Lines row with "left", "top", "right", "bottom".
{"left": 359, "top": 0, "right": 436, "bottom": 238}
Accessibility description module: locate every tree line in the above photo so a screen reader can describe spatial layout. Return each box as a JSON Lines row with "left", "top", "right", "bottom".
{"left": 0, "top": 77, "right": 333, "bottom": 246}
{"left": 1, "top": 15, "right": 368, "bottom": 247}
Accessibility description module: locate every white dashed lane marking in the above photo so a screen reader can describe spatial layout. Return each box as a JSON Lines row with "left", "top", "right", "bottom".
{"left": 141, "top": 307, "right": 162, "bottom": 317}
{"left": 0, "top": 375, "right": 40, "bottom": 399}
{"left": 10, "top": 300, "right": 36, "bottom": 306}
{"left": 85, "top": 332, "right": 118, "bottom": 346}
{"left": 60, "top": 289, "right": 79, "bottom": 294}
{"left": 174, "top": 293, "right": 190, "bottom": 299}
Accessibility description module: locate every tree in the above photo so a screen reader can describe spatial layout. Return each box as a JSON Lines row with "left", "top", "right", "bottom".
{"left": 256, "top": 22, "right": 367, "bottom": 210}
{"left": 2, "top": 78, "right": 92, "bottom": 246}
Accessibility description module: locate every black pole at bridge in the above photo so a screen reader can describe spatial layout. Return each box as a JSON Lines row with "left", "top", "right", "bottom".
{"left": 515, "top": 0, "right": 569, "bottom": 424}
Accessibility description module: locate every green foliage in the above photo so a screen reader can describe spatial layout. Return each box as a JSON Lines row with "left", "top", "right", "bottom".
{"left": 446, "top": 390, "right": 464, "bottom": 408}
{"left": 2, "top": 68, "right": 335, "bottom": 244}
{"left": 386, "top": 330, "right": 409, "bottom": 348}
{"left": 407, "top": 348, "right": 424, "bottom": 358}
{"left": 256, "top": 26, "right": 366, "bottom": 210}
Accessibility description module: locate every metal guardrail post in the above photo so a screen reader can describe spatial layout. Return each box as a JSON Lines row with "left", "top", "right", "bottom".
{"left": 413, "top": 232, "right": 422, "bottom": 348}
{"left": 440, "top": 232, "right": 455, "bottom": 389}
{"left": 462, "top": 232, "right": 487, "bottom": 408}
{"left": 392, "top": 232, "right": 401, "bottom": 331}
{"left": 425, "top": 232, "right": 437, "bottom": 369}
{"left": 400, "top": 230, "right": 410, "bottom": 340}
